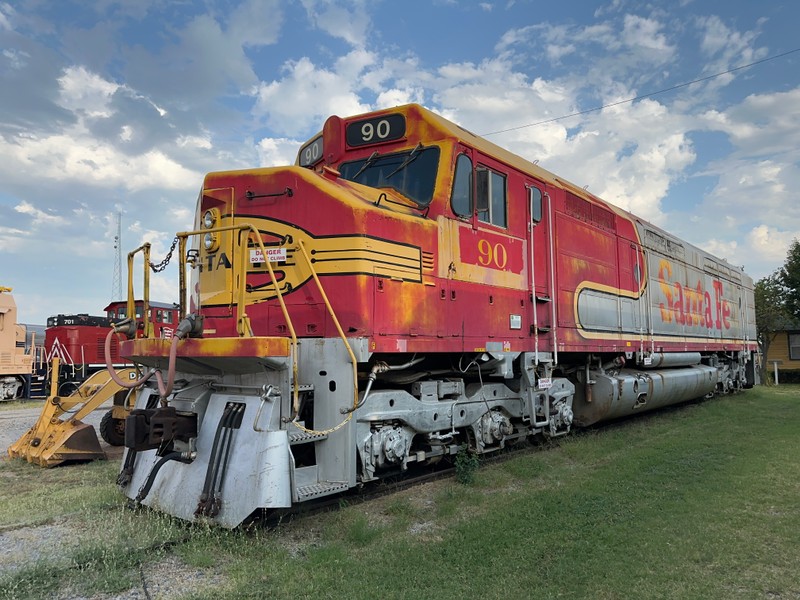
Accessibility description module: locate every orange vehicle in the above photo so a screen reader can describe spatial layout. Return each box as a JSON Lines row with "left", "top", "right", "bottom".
{"left": 0, "top": 287, "right": 42, "bottom": 400}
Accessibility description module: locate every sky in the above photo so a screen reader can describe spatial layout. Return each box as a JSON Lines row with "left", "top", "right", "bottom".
{"left": 1, "top": 0, "right": 799, "bottom": 325}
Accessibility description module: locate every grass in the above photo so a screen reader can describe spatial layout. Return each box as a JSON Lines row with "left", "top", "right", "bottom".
{"left": 1, "top": 385, "right": 799, "bottom": 599}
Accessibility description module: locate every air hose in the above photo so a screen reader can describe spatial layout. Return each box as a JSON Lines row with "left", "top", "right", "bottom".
{"left": 104, "top": 313, "right": 203, "bottom": 399}
{"left": 135, "top": 451, "right": 187, "bottom": 503}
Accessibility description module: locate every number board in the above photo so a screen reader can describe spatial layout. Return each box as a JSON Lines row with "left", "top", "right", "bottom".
{"left": 458, "top": 227, "right": 524, "bottom": 274}
{"left": 298, "top": 135, "right": 323, "bottom": 167}
{"left": 345, "top": 113, "right": 406, "bottom": 148}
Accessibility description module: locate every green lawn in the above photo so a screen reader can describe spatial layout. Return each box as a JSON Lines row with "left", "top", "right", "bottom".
{"left": 2, "top": 385, "right": 798, "bottom": 599}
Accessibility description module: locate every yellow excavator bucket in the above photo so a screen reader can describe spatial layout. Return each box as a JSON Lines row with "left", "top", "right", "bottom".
{"left": 8, "top": 361, "right": 138, "bottom": 467}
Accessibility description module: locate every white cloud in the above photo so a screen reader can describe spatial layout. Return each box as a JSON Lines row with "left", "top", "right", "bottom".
{"left": 375, "top": 88, "right": 425, "bottom": 109}
{"left": 697, "top": 15, "right": 764, "bottom": 61}
{"left": 701, "top": 88, "right": 800, "bottom": 156}
{"left": 57, "top": 65, "right": 119, "bottom": 117}
{"left": 621, "top": 14, "right": 673, "bottom": 54}
{"left": 695, "top": 15, "right": 768, "bottom": 91}
{"left": 700, "top": 238, "right": 739, "bottom": 260}
{"left": 257, "top": 137, "right": 302, "bottom": 167}
{"left": 14, "top": 200, "right": 66, "bottom": 225}
{"left": 177, "top": 134, "right": 212, "bottom": 150}
{"left": 3, "top": 48, "right": 30, "bottom": 69}
{"left": 541, "top": 101, "right": 696, "bottom": 223}
{"left": 746, "top": 226, "right": 800, "bottom": 264}
{"left": 1, "top": 127, "right": 200, "bottom": 191}
{"left": 300, "top": 0, "right": 370, "bottom": 47}
{"left": 252, "top": 54, "right": 372, "bottom": 136}
{"left": 0, "top": 2, "right": 14, "bottom": 31}
{"left": 694, "top": 89, "right": 800, "bottom": 234}
{"left": 0, "top": 225, "right": 29, "bottom": 252}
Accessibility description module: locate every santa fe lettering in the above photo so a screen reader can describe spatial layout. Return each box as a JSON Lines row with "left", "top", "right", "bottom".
{"left": 657, "top": 259, "right": 730, "bottom": 330}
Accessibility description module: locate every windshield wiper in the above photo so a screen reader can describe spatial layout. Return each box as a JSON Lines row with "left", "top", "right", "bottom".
{"left": 385, "top": 143, "right": 424, "bottom": 179}
{"left": 351, "top": 150, "right": 381, "bottom": 180}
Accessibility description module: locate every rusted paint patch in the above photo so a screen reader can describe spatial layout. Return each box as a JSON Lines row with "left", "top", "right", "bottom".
{"left": 120, "top": 336, "right": 290, "bottom": 359}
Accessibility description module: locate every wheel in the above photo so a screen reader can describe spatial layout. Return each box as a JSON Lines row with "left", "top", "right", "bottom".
{"left": 99, "top": 409, "right": 126, "bottom": 446}
{"left": 14, "top": 376, "right": 26, "bottom": 399}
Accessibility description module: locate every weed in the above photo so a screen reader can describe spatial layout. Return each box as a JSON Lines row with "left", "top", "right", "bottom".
{"left": 454, "top": 447, "right": 479, "bottom": 485}
{"left": 384, "top": 496, "right": 415, "bottom": 518}
{"left": 344, "top": 514, "right": 382, "bottom": 546}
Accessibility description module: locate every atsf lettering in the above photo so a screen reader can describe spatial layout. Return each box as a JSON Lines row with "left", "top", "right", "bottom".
{"left": 657, "top": 260, "right": 731, "bottom": 330}
{"left": 199, "top": 252, "right": 232, "bottom": 272}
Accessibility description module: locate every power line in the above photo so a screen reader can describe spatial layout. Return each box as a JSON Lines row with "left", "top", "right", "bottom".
{"left": 482, "top": 47, "right": 800, "bottom": 136}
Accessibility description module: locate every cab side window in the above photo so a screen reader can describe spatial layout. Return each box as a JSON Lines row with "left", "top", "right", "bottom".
{"left": 529, "top": 186, "right": 543, "bottom": 224}
{"left": 451, "top": 154, "right": 473, "bottom": 217}
{"left": 476, "top": 167, "right": 507, "bottom": 228}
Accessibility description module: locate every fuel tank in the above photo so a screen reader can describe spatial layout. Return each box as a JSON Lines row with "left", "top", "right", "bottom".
{"left": 572, "top": 365, "right": 718, "bottom": 427}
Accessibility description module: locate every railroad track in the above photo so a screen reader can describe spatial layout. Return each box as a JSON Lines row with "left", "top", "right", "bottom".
{"left": 252, "top": 437, "right": 549, "bottom": 529}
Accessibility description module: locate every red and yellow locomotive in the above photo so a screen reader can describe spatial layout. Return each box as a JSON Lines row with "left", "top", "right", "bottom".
{"left": 113, "top": 104, "right": 758, "bottom": 527}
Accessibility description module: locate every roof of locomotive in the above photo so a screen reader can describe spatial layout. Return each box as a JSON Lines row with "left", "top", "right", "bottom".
{"left": 412, "top": 105, "right": 570, "bottom": 187}
{"left": 103, "top": 300, "right": 178, "bottom": 311}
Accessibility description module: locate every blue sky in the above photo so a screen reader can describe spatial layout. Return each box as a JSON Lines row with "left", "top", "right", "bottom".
{"left": 1, "top": 0, "right": 799, "bottom": 324}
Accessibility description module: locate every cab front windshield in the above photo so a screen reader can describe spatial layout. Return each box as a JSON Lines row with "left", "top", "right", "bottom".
{"left": 338, "top": 146, "right": 440, "bottom": 208}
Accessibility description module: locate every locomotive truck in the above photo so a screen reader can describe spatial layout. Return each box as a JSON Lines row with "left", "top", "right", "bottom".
{"left": 109, "top": 104, "right": 758, "bottom": 527}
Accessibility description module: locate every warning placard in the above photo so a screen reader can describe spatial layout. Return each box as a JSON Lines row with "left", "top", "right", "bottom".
{"left": 250, "top": 248, "right": 287, "bottom": 263}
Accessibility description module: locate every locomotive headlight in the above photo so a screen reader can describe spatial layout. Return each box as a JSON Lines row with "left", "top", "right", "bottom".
{"left": 202, "top": 209, "right": 218, "bottom": 229}
{"left": 203, "top": 232, "right": 218, "bottom": 251}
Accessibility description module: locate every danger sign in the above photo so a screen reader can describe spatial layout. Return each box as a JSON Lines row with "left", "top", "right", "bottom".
{"left": 250, "top": 248, "right": 287, "bottom": 263}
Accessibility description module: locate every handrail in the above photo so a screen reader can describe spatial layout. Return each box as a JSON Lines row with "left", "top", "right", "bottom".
{"left": 173, "top": 224, "right": 300, "bottom": 411}
{"left": 545, "top": 192, "right": 558, "bottom": 365}
{"left": 127, "top": 243, "right": 153, "bottom": 338}
{"left": 292, "top": 238, "right": 359, "bottom": 435}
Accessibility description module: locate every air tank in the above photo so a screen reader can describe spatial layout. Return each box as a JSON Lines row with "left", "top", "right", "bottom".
{"left": 572, "top": 365, "right": 718, "bottom": 427}
{"left": 637, "top": 352, "right": 702, "bottom": 369}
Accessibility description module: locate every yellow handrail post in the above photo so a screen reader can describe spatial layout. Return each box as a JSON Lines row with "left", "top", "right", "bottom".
{"left": 178, "top": 236, "right": 188, "bottom": 321}
{"left": 142, "top": 243, "right": 152, "bottom": 338}
{"left": 125, "top": 242, "right": 153, "bottom": 338}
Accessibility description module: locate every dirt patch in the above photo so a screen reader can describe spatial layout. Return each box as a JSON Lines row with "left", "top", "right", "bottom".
{"left": 0, "top": 519, "right": 82, "bottom": 575}
{"left": 51, "top": 555, "right": 228, "bottom": 600}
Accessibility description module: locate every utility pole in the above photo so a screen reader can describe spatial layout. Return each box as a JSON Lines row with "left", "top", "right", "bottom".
{"left": 112, "top": 212, "right": 123, "bottom": 301}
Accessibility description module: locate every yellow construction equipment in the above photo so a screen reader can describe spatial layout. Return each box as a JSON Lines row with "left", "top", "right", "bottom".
{"left": 8, "top": 358, "right": 137, "bottom": 467}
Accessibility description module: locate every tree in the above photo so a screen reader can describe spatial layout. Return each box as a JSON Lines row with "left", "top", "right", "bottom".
{"left": 780, "top": 238, "right": 800, "bottom": 321}
{"left": 754, "top": 271, "right": 789, "bottom": 384}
